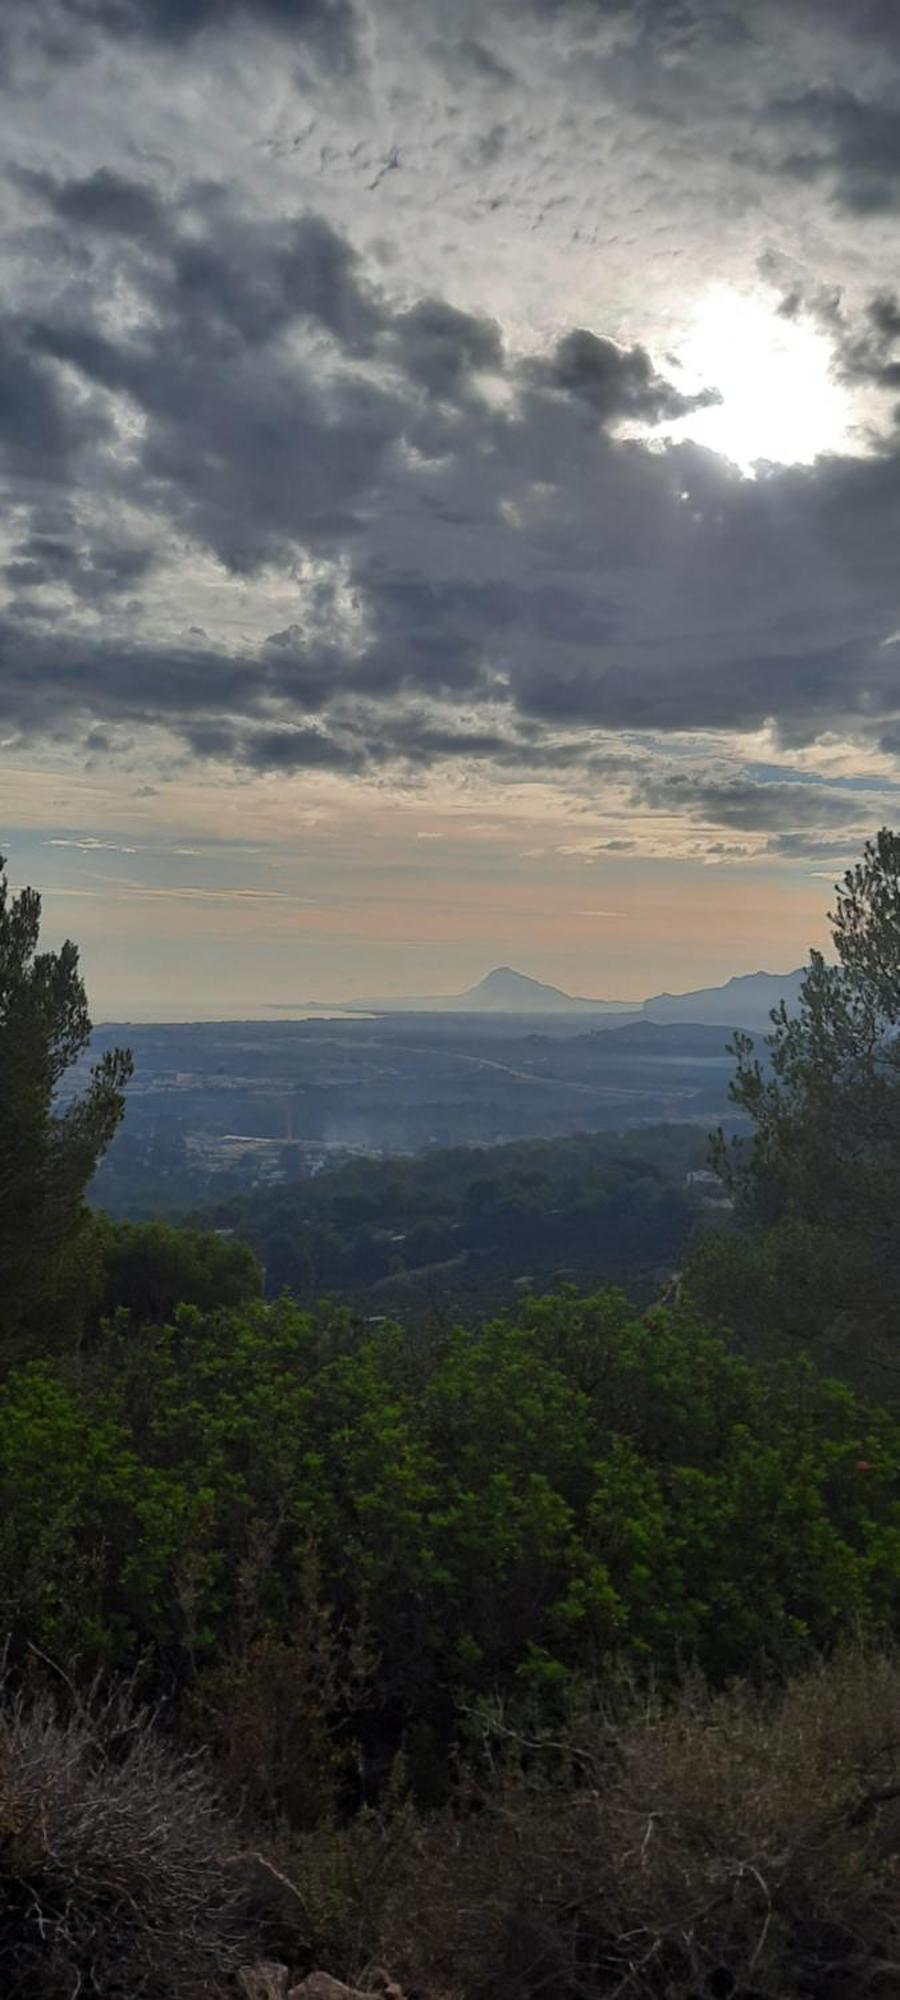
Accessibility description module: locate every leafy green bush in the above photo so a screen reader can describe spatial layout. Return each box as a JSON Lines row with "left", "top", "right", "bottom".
{"left": 0, "top": 1291, "right": 896, "bottom": 1771}
{"left": 94, "top": 1217, "right": 262, "bottom": 1328}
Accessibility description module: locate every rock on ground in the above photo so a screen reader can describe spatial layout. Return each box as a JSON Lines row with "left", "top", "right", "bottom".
{"left": 237, "top": 1967, "right": 406, "bottom": 2000}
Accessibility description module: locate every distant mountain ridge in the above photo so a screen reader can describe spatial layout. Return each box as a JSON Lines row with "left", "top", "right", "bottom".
{"left": 299, "top": 963, "right": 805, "bottom": 1025}
{"left": 301, "top": 966, "right": 632, "bottom": 1015}
{"left": 642, "top": 967, "right": 806, "bottom": 1029}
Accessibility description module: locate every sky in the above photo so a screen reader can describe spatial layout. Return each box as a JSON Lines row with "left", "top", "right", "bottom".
{"left": 3, "top": 0, "right": 900, "bottom": 1017}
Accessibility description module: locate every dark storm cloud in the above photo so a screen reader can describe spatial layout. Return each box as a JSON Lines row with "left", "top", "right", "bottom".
{"left": 0, "top": 620, "right": 267, "bottom": 737}
{"left": 4, "top": 176, "right": 394, "bottom": 592}
{"left": 508, "top": 625, "right": 894, "bottom": 741}
{"left": 832, "top": 293, "right": 900, "bottom": 397}
{"left": 0, "top": 318, "right": 107, "bottom": 480}
{"left": 773, "top": 274, "right": 900, "bottom": 408}
{"left": 766, "top": 833, "right": 863, "bottom": 861}
{"left": 32, "top": 322, "right": 396, "bottom": 571}
{"left": 4, "top": 529, "right": 154, "bottom": 604}
{"left": 15, "top": 176, "right": 382, "bottom": 355}
{"left": 19, "top": 188, "right": 396, "bottom": 571}
{"left": 771, "top": 87, "right": 900, "bottom": 216}
{"left": 428, "top": 34, "right": 517, "bottom": 88}
{"left": 359, "top": 711, "right": 602, "bottom": 770}
{"left": 168, "top": 207, "right": 381, "bottom": 354}
{"left": 529, "top": 328, "right": 720, "bottom": 425}
{"left": 10, "top": 166, "right": 167, "bottom": 238}
{"left": 531, "top": 0, "right": 742, "bottom": 30}
{"left": 0, "top": 598, "right": 494, "bottom": 747}
{"left": 813, "top": 0, "right": 900, "bottom": 55}
{"left": 3, "top": 0, "right": 358, "bottom": 75}
{"left": 6, "top": 139, "right": 900, "bottom": 821}
{"left": 9, "top": 166, "right": 718, "bottom": 676}
{"left": 226, "top": 725, "right": 364, "bottom": 772}
{"left": 632, "top": 771, "right": 885, "bottom": 834}
{"left": 391, "top": 300, "right": 504, "bottom": 401}
{"left": 263, "top": 614, "right": 491, "bottom": 706}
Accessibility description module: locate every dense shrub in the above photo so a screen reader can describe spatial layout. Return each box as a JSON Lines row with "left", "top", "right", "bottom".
{"left": 94, "top": 1217, "right": 262, "bottom": 1329}
{"left": 0, "top": 1291, "right": 896, "bottom": 1779}
{"left": 358, "top": 1652, "right": 900, "bottom": 2000}
{"left": 0, "top": 1676, "right": 253, "bottom": 1998}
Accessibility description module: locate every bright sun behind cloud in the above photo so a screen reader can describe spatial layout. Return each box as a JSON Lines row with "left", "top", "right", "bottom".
{"left": 665, "top": 288, "right": 854, "bottom": 472}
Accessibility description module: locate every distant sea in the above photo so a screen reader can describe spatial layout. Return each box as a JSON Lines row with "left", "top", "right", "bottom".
{"left": 96, "top": 1009, "right": 378, "bottom": 1027}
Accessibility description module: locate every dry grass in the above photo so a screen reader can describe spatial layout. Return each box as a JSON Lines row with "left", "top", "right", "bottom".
{"left": 2, "top": 1651, "right": 897, "bottom": 1999}
{"left": 360, "top": 1652, "right": 900, "bottom": 2000}
{"left": 0, "top": 1672, "right": 254, "bottom": 1998}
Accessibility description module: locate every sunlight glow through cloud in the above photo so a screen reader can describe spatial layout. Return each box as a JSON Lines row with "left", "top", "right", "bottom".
{"left": 4, "top": 0, "right": 900, "bottom": 1012}
{"left": 666, "top": 289, "right": 853, "bottom": 472}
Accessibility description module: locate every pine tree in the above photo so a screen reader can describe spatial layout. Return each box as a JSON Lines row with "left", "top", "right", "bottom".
{"left": 0, "top": 856, "right": 132, "bottom": 1361}
{"left": 695, "top": 830, "right": 900, "bottom": 1381}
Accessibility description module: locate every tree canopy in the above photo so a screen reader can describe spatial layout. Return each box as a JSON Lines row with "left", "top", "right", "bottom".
{"left": 0, "top": 855, "right": 132, "bottom": 1362}
{"left": 690, "top": 829, "right": 900, "bottom": 1382}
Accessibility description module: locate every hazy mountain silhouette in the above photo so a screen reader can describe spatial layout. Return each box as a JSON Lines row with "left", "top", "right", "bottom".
{"left": 298, "top": 963, "right": 804, "bottom": 1022}
{"left": 642, "top": 967, "right": 805, "bottom": 1029}
{"left": 300, "top": 966, "right": 631, "bottom": 1014}
{"left": 450, "top": 967, "right": 627, "bottom": 1012}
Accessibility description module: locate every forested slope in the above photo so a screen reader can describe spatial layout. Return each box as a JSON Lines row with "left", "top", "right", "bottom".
{"left": 202, "top": 1124, "right": 707, "bottom": 1316}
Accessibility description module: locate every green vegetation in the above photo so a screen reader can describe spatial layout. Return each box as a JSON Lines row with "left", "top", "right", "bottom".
{"left": 689, "top": 827, "right": 900, "bottom": 1385}
{"left": 3, "top": 1290, "right": 896, "bottom": 1721}
{"left": 92, "top": 1216, "right": 262, "bottom": 1326}
{"left": 1, "top": 846, "right": 899, "bottom": 1997}
{"left": 207, "top": 1124, "right": 705, "bottom": 1318}
{"left": 0, "top": 855, "right": 132, "bottom": 1364}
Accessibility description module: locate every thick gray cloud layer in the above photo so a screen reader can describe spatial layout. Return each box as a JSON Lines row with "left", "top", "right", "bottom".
{"left": 772, "top": 89, "right": 900, "bottom": 216}
{"left": 3, "top": 0, "right": 359, "bottom": 73}
{"left": 2, "top": 0, "right": 900, "bottom": 859}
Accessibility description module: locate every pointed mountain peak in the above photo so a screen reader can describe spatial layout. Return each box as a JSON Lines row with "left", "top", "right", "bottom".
{"left": 460, "top": 967, "right": 601, "bottom": 1010}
